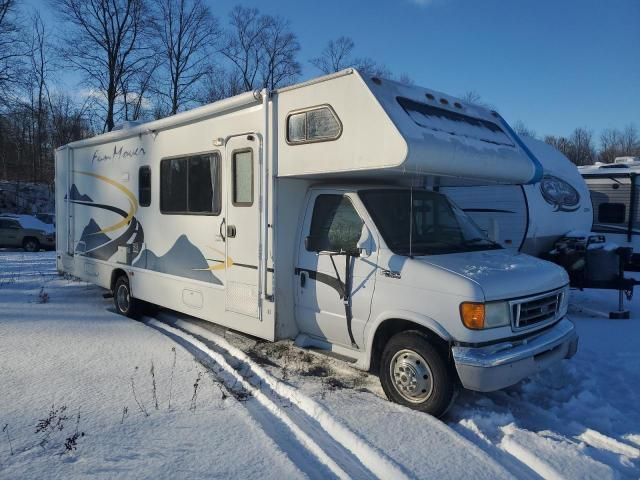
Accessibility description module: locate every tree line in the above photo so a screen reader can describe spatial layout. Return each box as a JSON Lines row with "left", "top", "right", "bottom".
{"left": 513, "top": 122, "right": 640, "bottom": 167}
{"left": 0, "top": 0, "right": 638, "bottom": 186}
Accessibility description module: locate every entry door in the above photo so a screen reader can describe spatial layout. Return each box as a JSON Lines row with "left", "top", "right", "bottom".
{"left": 225, "top": 136, "right": 261, "bottom": 318}
{"left": 296, "top": 193, "right": 377, "bottom": 348}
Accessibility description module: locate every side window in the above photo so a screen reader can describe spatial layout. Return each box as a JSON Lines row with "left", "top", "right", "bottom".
{"left": 232, "top": 150, "right": 253, "bottom": 206}
{"left": 286, "top": 105, "right": 342, "bottom": 144}
{"left": 0, "top": 219, "right": 19, "bottom": 229}
{"left": 138, "top": 166, "right": 151, "bottom": 207}
{"left": 598, "top": 203, "right": 626, "bottom": 224}
{"left": 307, "top": 195, "right": 363, "bottom": 253}
{"left": 160, "top": 152, "right": 221, "bottom": 214}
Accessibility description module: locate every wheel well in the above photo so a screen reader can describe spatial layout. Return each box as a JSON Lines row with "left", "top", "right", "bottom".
{"left": 110, "top": 268, "right": 127, "bottom": 292}
{"left": 22, "top": 236, "right": 38, "bottom": 245}
{"left": 369, "top": 319, "right": 451, "bottom": 374}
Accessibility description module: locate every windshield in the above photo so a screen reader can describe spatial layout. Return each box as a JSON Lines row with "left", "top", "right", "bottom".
{"left": 359, "top": 189, "right": 501, "bottom": 256}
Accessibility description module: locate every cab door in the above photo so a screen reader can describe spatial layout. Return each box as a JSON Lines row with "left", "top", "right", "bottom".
{"left": 224, "top": 135, "right": 261, "bottom": 319}
{"left": 295, "top": 192, "right": 378, "bottom": 348}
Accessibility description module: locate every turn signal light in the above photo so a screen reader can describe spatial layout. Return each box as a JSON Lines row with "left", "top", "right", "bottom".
{"left": 460, "top": 302, "right": 485, "bottom": 329}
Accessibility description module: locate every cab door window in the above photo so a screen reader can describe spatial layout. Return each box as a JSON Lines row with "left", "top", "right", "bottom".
{"left": 307, "top": 195, "right": 363, "bottom": 253}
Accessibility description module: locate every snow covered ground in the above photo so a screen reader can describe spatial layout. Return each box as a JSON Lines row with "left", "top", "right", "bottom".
{"left": 0, "top": 251, "right": 638, "bottom": 479}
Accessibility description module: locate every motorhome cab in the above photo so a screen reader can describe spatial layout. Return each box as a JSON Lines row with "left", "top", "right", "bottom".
{"left": 55, "top": 69, "right": 578, "bottom": 416}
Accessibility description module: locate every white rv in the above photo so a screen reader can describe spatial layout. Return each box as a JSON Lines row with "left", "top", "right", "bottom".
{"left": 55, "top": 69, "right": 577, "bottom": 416}
{"left": 579, "top": 158, "right": 640, "bottom": 269}
{"left": 441, "top": 136, "right": 593, "bottom": 256}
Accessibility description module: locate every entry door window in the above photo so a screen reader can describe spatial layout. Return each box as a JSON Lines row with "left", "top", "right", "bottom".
{"left": 232, "top": 150, "right": 253, "bottom": 206}
{"left": 307, "top": 195, "right": 363, "bottom": 253}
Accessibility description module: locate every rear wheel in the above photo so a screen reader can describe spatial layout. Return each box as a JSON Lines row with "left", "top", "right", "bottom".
{"left": 23, "top": 238, "right": 40, "bottom": 252}
{"left": 380, "top": 330, "right": 456, "bottom": 417}
{"left": 113, "top": 275, "right": 141, "bottom": 319}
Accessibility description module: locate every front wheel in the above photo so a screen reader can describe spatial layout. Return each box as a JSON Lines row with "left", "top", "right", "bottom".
{"left": 23, "top": 238, "right": 40, "bottom": 252}
{"left": 113, "top": 275, "right": 141, "bottom": 319}
{"left": 380, "top": 331, "right": 456, "bottom": 417}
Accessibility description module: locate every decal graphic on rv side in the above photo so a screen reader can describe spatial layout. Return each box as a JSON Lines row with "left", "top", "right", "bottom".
{"left": 91, "top": 145, "right": 146, "bottom": 164}
{"left": 67, "top": 178, "right": 144, "bottom": 262}
{"left": 68, "top": 173, "right": 224, "bottom": 283}
{"left": 134, "top": 235, "right": 222, "bottom": 285}
{"left": 539, "top": 175, "right": 581, "bottom": 212}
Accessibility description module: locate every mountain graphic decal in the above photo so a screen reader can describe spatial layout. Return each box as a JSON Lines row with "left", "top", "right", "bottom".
{"left": 66, "top": 184, "right": 93, "bottom": 202}
{"left": 67, "top": 175, "right": 144, "bottom": 262}
{"left": 134, "top": 235, "right": 221, "bottom": 284}
{"left": 77, "top": 219, "right": 112, "bottom": 252}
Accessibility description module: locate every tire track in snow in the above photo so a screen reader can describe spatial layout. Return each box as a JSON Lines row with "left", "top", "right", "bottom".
{"left": 147, "top": 317, "right": 412, "bottom": 480}
{"left": 451, "top": 386, "right": 639, "bottom": 479}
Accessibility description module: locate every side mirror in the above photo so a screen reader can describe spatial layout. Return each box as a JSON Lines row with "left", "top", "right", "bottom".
{"left": 357, "top": 226, "right": 374, "bottom": 258}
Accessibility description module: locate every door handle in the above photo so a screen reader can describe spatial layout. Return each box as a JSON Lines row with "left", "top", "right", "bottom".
{"left": 219, "top": 218, "right": 226, "bottom": 241}
{"left": 300, "top": 271, "right": 307, "bottom": 288}
{"left": 227, "top": 225, "right": 237, "bottom": 238}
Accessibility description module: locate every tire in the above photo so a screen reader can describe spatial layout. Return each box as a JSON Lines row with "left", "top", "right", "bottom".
{"left": 113, "top": 275, "right": 141, "bottom": 319}
{"left": 380, "top": 330, "right": 456, "bottom": 417}
{"left": 23, "top": 238, "right": 40, "bottom": 252}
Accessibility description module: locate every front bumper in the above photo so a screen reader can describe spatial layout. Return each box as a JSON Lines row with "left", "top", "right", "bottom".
{"left": 452, "top": 318, "right": 578, "bottom": 392}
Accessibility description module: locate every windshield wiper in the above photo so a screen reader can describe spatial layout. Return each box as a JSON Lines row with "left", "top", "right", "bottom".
{"left": 463, "top": 237, "right": 502, "bottom": 249}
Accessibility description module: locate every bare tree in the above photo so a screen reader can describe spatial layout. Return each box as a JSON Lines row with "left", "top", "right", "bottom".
{"left": 309, "top": 35, "right": 391, "bottom": 79}
{"left": 260, "top": 15, "right": 300, "bottom": 90}
{"left": 309, "top": 36, "right": 355, "bottom": 73}
{"left": 398, "top": 73, "right": 415, "bottom": 86}
{"left": 513, "top": 120, "right": 537, "bottom": 139}
{"left": 0, "top": 0, "right": 28, "bottom": 106}
{"left": 570, "top": 127, "right": 595, "bottom": 166}
{"left": 599, "top": 127, "right": 623, "bottom": 163}
{"left": 545, "top": 128, "right": 595, "bottom": 166}
{"left": 599, "top": 124, "right": 640, "bottom": 163}
{"left": 221, "top": 6, "right": 300, "bottom": 92}
{"left": 48, "top": 91, "right": 92, "bottom": 146}
{"left": 620, "top": 124, "right": 640, "bottom": 156}
{"left": 153, "top": 0, "right": 220, "bottom": 115}
{"left": 27, "top": 12, "right": 52, "bottom": 182}
{"left": 120, "top": 58, "right": 158, "bottom": 121}
{"left": 52, "top": 0, "right": 154, "bottom": 131}
{"left": 221, "top": 6, "right": 267, "bottom": 92}
{"left": 199, "top": 67, "right": 244, "bottom": 104}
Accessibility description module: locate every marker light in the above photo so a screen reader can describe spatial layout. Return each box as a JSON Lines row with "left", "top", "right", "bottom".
{"left": 460, "top": 302, "right": 485, "bottom": 330}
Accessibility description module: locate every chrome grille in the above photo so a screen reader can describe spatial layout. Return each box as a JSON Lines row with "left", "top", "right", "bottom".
{"left": 511, "top": 290, "right": 563, "bottom": 330}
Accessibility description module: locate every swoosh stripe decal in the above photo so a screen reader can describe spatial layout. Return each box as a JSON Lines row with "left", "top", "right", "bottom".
{"left": 295, "top": 267, "right": 344, "bottom": 298}
{"left": 73, "top": 171, "right": 138, "bottom": 233}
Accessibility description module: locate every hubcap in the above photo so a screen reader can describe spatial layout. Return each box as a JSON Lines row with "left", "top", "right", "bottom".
{"left": 116, "top": 284, "right": 130, "bottom": 313}
{"left": 390, "top": 349, "right": 433, "bottom": 403}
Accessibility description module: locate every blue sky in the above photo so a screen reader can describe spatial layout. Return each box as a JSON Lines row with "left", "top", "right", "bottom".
{"left": 28, "top": 0, "right": 639, "bottom": 143}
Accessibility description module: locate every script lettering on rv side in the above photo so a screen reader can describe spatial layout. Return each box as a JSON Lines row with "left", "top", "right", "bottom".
{"left": 92, "top": 145, "right": 146, "bottom": 164}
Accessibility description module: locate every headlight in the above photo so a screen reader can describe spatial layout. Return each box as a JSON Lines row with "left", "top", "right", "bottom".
{"left": 460, "top": 301, "right": 511, "bottom": 329}
{"left": 485, "top": 301, "right": 511, "bottom": 328}
{"left": 559, "top": 287, "right": 570, "bottom": 316}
